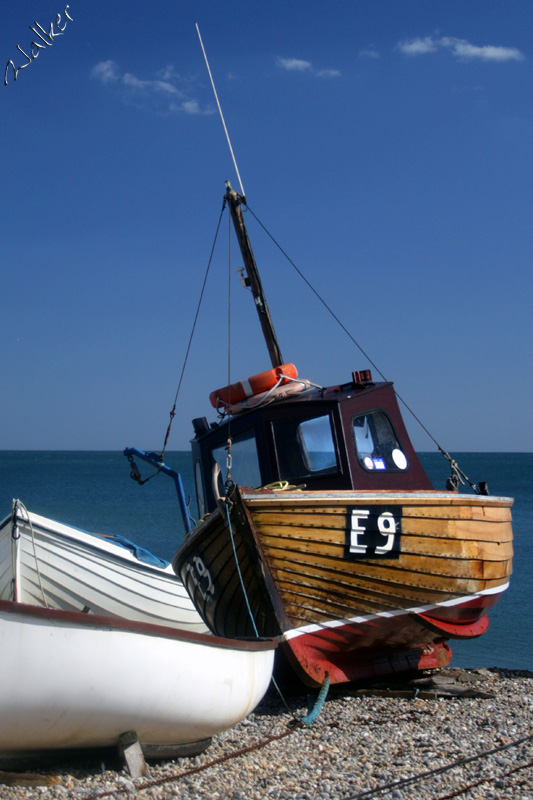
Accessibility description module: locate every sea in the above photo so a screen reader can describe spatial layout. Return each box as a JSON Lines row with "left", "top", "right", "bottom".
{"left": 1, "top": 450, "right": 531, "bottom": 672}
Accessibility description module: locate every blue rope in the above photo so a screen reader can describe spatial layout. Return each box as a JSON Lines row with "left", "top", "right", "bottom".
{"left": 300, "top": 676, "right": 331, "bottom": 726}
{"left": 224, "top": 488, "right": 330, "bottom": 726}
{"left": 224, "top": 494, "right": 260, "bottom": 637}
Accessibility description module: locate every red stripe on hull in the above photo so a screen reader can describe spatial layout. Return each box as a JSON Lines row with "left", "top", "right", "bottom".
{"left": 415, "top": 612, "right": 489, "bottom": 639}
{"left": 281, "top": 598, "right": 497, "bottom": 686}
{"left": 417, "top": 591, "right": 501, "bottom": 624}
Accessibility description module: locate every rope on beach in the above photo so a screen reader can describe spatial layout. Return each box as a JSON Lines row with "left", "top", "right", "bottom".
{"left": 431, "top": 757, "right": 533, "bottom": 800}
{"left": 79, "top": 727, "right": 533, "bottom": 800}
{"left": 300, "top": 676, "right": 331, "bottom": 726}
{"left": 76, "top": 726, "right": 533, "bottom": 800}
{"left": 83, "top": 721, "right": 302, "bottom": 800}
{"left": 345, "top": 730, "right": 533, "bottom": 800}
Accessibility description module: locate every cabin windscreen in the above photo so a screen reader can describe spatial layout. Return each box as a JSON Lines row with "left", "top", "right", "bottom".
{"left": 273, "top": 414, "right": 338, "bottom": 480}
{"left": 352, "top": 410, "right": 408, "bottom": 471}
{"left": 211, "top": 429, "right": 262, "bottom": 490}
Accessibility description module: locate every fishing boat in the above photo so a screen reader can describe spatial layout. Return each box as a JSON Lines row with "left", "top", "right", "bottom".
{"left": 0, "top": 499, "right": 208, "bottom": 631}
{"left": 172, "top": 183, "right": 514, "bottom": 688}
{"left": 0, "top": 598, "right": 275, "bottom": 757}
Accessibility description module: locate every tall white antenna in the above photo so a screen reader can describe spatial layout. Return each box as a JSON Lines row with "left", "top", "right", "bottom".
{"left": 195, "top": 22, "right": 246, "bottom": 199}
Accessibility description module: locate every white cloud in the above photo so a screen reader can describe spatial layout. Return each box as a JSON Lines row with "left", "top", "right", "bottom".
{"left": 397, "top": 37, "right": 438, "bottom": 56}
{"left": 122, "top": 73, "right": 153, "bottom": 91}
{"left": 316, "top": 68, "right": 342, "bottom": 78}
{"left": 91, "top": 60, "right": 119, "bottom": 84}
{"left": 277, "top": 56, "right": 340, "bottom": 78}
{"left": 449, "top": 41, "right": 524, "bottom": 63}
{"left": 181, "top": 99, "right": 203, "bottom": 115}
{"left": 91, "top": 60, "right": 213, "bottom": 114}
{"left": 277, "top": 57, "right": 313, "bottom": 72}
{"left": 359, "top": 47, "right": 380, "bottom": 60}
{"left": 397, "top": 36, "right": 525, "bottom": 63}
{"left": 157, "top": 65, "right": 181, "bottom": 81}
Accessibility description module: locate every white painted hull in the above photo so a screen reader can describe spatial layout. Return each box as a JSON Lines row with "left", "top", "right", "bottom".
{"left": 0, "top": 501, "right": 208, "bottom": 632}
{"left": 0, "top": 600, "right": 275, "bottom": 753}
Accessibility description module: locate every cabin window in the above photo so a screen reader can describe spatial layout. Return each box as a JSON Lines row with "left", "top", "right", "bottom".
{"left": 273, "top": 414, "right": 338, "bottom": 480}
{"left": 352, "top": 410, "right": 408, "bottom": 471}
{"left": 211, "top": 430, "right": 261, "bottom": 489}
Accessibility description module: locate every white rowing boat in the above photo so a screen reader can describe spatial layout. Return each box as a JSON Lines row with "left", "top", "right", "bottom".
{"left": 0, "top": 500, "right": 207, "bottom": 631}
{"left": 0, "top": 598, "right": 276, "bottom": 756}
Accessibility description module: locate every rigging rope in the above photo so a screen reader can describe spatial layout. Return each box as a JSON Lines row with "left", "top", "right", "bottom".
{"left": 244, "top": 203, "right": 483, "bottom": 493}
{"left": 15, "top": 500, "right": 48, "bottom": 607}
{"left": 160, "top": 197, "right": 227, "bottom": 458}
{"left": 245, "top": 204, "right": 387, "bottom": 384}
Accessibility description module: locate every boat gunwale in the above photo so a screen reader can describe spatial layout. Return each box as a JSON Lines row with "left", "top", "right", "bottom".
{"left": 0, "top": 599, "right": 277, "bottom": 651}
{"left": 240, "top": 489, "right": 514, "bottom": 506}
{"left": 4, "top": 504, "right": 173, "bottom": 573}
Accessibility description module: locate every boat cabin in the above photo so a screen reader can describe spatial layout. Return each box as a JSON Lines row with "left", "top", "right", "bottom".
{"left": 191, "top": 371, "right": 433, "bottom": 517}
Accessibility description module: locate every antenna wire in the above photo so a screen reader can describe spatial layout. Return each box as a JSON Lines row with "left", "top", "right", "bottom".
{"left": 195, "top": 22, "right": 246, "bottom": 199}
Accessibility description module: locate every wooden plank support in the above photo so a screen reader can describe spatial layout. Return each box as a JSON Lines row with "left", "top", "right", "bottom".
{"left": 0, "top": 771, "right": 62, "bottom": 788}
{"left": 118, "top": 731, "right": 150, "bottom": 779}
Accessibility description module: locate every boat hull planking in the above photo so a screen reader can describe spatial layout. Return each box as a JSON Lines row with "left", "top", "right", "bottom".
{"left": 174, "top": 488, "right": 513, "bottom": 686}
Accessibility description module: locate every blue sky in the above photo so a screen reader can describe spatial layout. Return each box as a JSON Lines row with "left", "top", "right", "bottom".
{"left": 1, "top": 1, "right": 531, "bottom": 452}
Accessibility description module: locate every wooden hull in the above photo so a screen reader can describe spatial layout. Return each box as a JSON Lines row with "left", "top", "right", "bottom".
{"left": 174, "top": 488, "right": 513, "bottom": 687}
{"left": 0, "top": 501, "right": 208, "bottom": 632}
{"left": 0, "top": 599, "right": 275, "bottom": 755}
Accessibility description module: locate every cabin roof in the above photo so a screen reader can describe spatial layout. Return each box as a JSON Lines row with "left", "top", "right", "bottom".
{"left": 193, "top": 376, "right": 393, "bottom": 441}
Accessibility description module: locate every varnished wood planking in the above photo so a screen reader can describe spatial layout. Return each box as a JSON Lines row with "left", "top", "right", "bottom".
{"left": 257, "top": 527, "right": 513, "bottom": 572}
{"left": 271, "top": 568, "right": 507, "bottom": 616}
{"left": 272, "top": 562, "right": 467, "bottom": 605}
{"left": 251, "top": 509, "right": 512, "bottom": 542}
{"left": 271, "top": 570, "right": 448, "bottom": 617}
{"left": 267, "top": 556, "right": 510, "bottom": 601}
{"left": 184, "top": 506, "right": 511, "bottom": 620}
{"left": 184, "top": 512, "right": 282, "bottom": 637}
{"left": 178, "top": 490, "right": 512, "bottom": 640}
{"left": 266, "top": 563, "right": 510, "bottom": 624}
{"left": 256, "top": 523, "right": 513, "bottom": 561}
{"left": 261, "top": 541, "right": 511, "bottom": 589}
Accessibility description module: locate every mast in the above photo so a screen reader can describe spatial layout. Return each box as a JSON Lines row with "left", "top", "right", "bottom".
{"left": 225, "top": 182, "right": 284, "bottom": 368}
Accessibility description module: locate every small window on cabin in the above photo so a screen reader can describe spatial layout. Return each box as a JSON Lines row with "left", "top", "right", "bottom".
{"left": 274, "top": 414, "right": 338, "bottom": 480}
{"left": 352, "top": 410, "right": 408, "bottom": 472}
{"left": 211, "top": 430, "right": 261, "bottom": 489}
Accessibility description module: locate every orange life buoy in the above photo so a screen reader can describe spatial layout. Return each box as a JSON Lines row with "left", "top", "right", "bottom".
{"left": 226, "top": 378, "right": 311, "bottom": 414}
{"left": 209, "top": 363, "right": 298, "bottom": 408}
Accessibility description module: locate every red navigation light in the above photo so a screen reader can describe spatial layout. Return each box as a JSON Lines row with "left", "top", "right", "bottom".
{"left": 352, "top": 370, "right": 373, "bottom": 384}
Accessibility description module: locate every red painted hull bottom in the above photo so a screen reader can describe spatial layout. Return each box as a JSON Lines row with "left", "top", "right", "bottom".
{"left": 282, "top": 594, "right": 501, "bottom": 687}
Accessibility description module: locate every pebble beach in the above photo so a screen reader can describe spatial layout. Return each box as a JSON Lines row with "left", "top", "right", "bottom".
{"left": 1, "top": 668, "right": 531, "bottom": 800}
